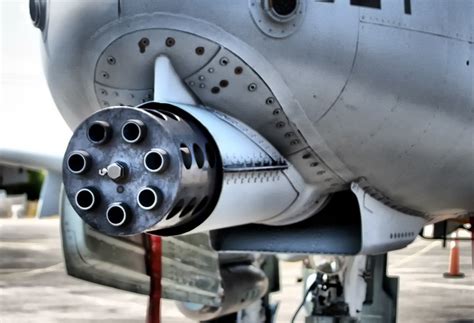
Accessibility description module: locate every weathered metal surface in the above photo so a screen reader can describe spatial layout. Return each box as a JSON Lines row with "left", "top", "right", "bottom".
{"left": 40, "top": 0, "right": 473, "bottom": 222}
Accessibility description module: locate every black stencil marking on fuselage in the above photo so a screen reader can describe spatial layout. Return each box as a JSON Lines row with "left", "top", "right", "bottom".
{"left": 404, "top": 0, "right": 412, "bottom": 14}
{"left": 350, "top": 0, "right": 381, "bottom": 9}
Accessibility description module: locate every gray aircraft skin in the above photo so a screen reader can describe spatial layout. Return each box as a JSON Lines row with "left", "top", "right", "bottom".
{"left": 37, "top": 0, "right": 472, "bottom": 222}
{"left": 20, "top": 0, "right": 473, "bottom": 321}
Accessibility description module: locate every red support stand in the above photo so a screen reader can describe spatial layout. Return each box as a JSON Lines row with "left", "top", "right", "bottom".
{"left": 146, "top": 235, "right": 162, "bottom": 323}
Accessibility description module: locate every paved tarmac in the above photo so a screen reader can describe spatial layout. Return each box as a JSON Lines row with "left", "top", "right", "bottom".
{"left": 0, "top": 219, "right": 472, "bottom": 323}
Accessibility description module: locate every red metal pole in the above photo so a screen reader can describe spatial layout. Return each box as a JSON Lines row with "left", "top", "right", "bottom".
{"left": 146, "top": 235, "right": 162, "bottom": 323}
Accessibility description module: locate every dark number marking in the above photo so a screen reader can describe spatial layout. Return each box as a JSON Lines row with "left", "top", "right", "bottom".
{"left": 404, "top": 0, "right": 412, "bottom": 14}
{"left": 350, "top": 0, "right": 381, "bottom": 9}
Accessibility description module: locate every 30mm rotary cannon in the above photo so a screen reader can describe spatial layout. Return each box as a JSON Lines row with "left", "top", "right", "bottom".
{"left": 63, "top": 102, "right": 221, "bottom": 236}
{"left": 63, "top": 101, "right": 312, "bottom": 237}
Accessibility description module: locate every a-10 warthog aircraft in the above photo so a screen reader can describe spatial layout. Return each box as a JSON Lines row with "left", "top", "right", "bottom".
{"left": 2, "top": 0, "right": 472, "bottom": 322}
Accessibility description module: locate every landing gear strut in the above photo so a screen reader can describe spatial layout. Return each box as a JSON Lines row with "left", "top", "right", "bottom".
{"left": 301, "top": 254, "right": 398, "bottom": 323}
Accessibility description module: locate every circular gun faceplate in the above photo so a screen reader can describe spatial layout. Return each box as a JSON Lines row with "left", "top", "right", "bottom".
{"left": 62, "top": 103, "right": 218, "bottom": 236}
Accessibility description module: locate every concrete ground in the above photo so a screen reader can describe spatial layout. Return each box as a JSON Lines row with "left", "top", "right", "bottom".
{"left": 0, "top": 219, "right": 472, "bottom": 323}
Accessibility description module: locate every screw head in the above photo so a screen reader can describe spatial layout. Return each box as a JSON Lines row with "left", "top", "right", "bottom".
{"left": 219, "top": 57, "right": 229, "bottom": 66}
{"left": 276, "top": 121, "right": 285, "bottom": 128}
{"left": 107, "top": 162, "right": 126, "bottom": 181}
{"left": 195, "top": 46, "right": 205, "bottom": 55}
{"left": 290, "top": 139, "right": 300, "bottom": 145}
{"left": 106, "top": 56, "right": 116, "bottom": 65}
{"left": 165, "top": 37, "right": 175, "bottom": 47}
{"left": 266, "top": 97, "right": 275, "bottom": 105}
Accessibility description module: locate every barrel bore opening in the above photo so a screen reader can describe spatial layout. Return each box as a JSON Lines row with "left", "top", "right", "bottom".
{"left": 75, "top": 188, "right": 96, "bottom": 210}
{"left": 106, "top": 204, "right": 128, "bottom": 226}
{"left": 122, "top": 120, "right": 145, "bottom": 143}
{"left": 87, "top": 121, "right": 110, "bottom": 144}
{"left": 67, "top": 152, "right": 89, "bottom": 174}
{"left": 144, "top": 150, "right": 168, "bottom": 173}
{"left": 137, "top": 187, "right": 159, "bottom": 210}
